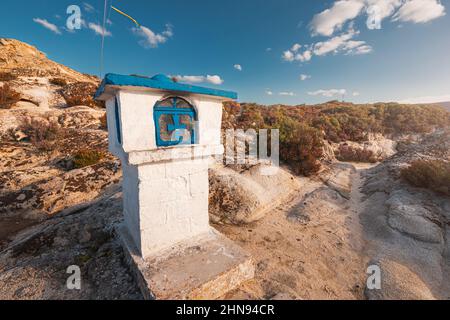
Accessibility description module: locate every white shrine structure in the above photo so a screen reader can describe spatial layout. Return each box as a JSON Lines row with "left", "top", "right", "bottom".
{"left": 95, "top": 74, "right": 254, "bottom": 299}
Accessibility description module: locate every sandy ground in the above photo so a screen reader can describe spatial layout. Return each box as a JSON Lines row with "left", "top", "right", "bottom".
{"left": 217, "top": 164, "right": 375, "bottom": 300}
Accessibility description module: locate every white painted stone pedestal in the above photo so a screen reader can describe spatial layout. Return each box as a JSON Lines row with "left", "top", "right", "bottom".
{"left": 95, "top": 74, "right": 254, "bottom": 299}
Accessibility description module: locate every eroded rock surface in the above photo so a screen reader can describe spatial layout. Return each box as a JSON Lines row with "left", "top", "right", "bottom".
{"left": 0, "top": 187, "right": 142, "bottom": 300}
{"left": 365, "top": 259, "right": 435, "bottom": 300}
{"left": 361, "top": 130, "right": 450, "bottom": 300}
{"left": 209, "top": 164, "right": 301, "bottom": 225}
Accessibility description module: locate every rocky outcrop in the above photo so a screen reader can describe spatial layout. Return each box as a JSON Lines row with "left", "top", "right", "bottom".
{"left": 365, "top": 259, "right": 435, "bottom": 300}
{"left": 361, "top": 130, "right": 450, "bottom": 300}
{"left": 332, "top": 133, "right": 397, "bottom": 163}
{"left": 386, "top": 192, "right": 443, "bottom": 244}
{"left": 0, "top": 187, "right": 142, "bottom": 300}
{"left": 0, "top": 38, "right": 98, "bottom": 83}
{"left": 319, "top": 163, "right": 355, "bottom": 199}
{"left": 287, "top": 186, "right": 346, "bottom": 224}
{"left": 209, "top": 164, "right": 300, "bottom": 225}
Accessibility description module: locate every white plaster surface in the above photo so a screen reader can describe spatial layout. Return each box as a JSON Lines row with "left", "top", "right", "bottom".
{"left": 102, "top": 87, "right": 229, "bottom": 258}
{"left": 106, "top": 89, "right": 224, "bottom": 155}
{"left": 122, "top": 159, "right": 211, "bottom": 258}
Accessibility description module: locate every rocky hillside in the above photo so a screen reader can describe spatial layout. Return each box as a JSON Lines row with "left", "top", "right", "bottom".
{"left": 0, "top": 39, "right": 449, "bottom": 300}
{"left": 0, "top": 38, "right": 98, "bottom": 83}
{"left": 0, "top": 39, "right": 115, "bottom": 247}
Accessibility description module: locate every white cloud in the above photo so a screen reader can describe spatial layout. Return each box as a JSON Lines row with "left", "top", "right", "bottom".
{"left": 88, "top": 23, "right": 111, "bottom": 37}
{"left": 162, "top": 24, "right": 174, "bottom": 37}
{"left": 284, "top": 26, "right": 372, "bottom": 64}
{"left": 83, "top": 2, "right": 95, "bottom": 13}
{"left": 283, "top": 47, "right": 313, "bottom": 62}
{"left": 352, "top": 44, "right": 373, "bottom": 54}
{"left": 398, "top": 94, "right": 450, "bottom": 104}
{"left": 172, "top": 75, "right": 224, "bottom": 85}
{"left": 279, "top": 91, "right": 295, "bottom": 96}
{"left": 311, "top": 0, "right": 365, "bottom": 36}
{"left": 308, "top": 89, "right": 347, "bottom": 97}
{"left": 296, "top": 50, "right": 313, "bottom": 62}
{"left": 352, "top": 91, "right": 360, "bottom": 96}
{"left": 314, "top": 28, "right": 366, "bottom": 56}
{"left": 366, "top": 0, "right": 402, "bottom": 30}
{"left": 234, "top": 64, "right": 242, "bottom": 71}
{"left": 310, "top": 0, "right": 445, "bottom": 36}
{"left": 33, "top": 18, "right": 61, "bottom": 35}
{"left": 282, "top": 50, "right": 295, "bottom": 62}
{"left": 265, "top": 90, "right": 274, "bottom": 96}
{"left": 393, "top": 0, "right": 446, "bottom": 23}
{"left": 300, "top": 74, "right": 311, "bottom": 81}
{"left": 206, "top": 75, "right": 224, "bottom": 85}
{"left": 266, "top": 48, "right": 272, "bottom": 52}
{"left": 133, "top": 25, "right": 173, "bottom": 48}
{"left": 291, "top": 43, "right": 302, "bottom": 52}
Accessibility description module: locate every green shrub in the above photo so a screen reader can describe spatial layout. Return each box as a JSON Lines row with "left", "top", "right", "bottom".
{"left": 73, "top": 149, "right": 105, "bottom": 168}
{"left": 0, "top": 84, "right": 21, "bottom": 109}
{"left": 18, "top": 118, "right": 64, "bottom": 152}
{"left": 401, "top": 160, "right": 450, "bottom": 196}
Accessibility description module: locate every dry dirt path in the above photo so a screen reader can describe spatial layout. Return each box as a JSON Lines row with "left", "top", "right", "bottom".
{"left": 218, "top": 163, "right": 375, "bottom": 300}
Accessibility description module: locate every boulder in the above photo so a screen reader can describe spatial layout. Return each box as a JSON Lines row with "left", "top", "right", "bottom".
{"left": 365, "top": 259, "right": 435, "bottom": 300}
{"left": 320, "top": 163, "right": 355, "bottom": 199}
{"left": 209, "top": 165, "right": 300, "bottom": 225}
{"left": 387, "top": 204, "right": 443, "bottom": 244}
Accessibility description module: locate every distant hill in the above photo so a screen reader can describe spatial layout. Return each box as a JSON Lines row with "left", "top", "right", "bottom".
{"left": 432, "top": 101, "right": 450, "bottom": 112}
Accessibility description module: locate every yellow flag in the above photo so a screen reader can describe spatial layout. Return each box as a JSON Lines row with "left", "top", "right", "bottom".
{"left": 111, "top": 6, "right": 140, "bottom": 27}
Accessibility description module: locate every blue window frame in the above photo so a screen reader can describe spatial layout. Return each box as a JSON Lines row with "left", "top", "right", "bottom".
{"left": 154, "top": 97, "right": 196, "bottom": 147}
{"left": 114, "top": 97, "right": 122, "bottom": 144}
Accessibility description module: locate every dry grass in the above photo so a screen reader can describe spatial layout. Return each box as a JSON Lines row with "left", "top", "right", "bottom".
{"left": 401, "top": 160, "right": 450, "bottom": 196}
{"left": 0, "top": 84, "right": 21, "bottom": 109}
{"left": 73, "top": 149, "right": 105, "bottom": 169}
{"left": 62, "top": 82, "right": 104, "bottom": 108}
{"left": 99, "top": 113, "right": 107, "bottom": 130}
{"left": 18, "top": 118, "right": 65, "bottom": 152}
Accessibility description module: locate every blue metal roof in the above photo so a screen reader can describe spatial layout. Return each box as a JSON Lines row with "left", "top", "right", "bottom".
{"left": 94, "top": 73, "right": 238, "bottom": 100}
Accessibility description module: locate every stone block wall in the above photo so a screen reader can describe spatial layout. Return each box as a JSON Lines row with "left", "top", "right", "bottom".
{"left": 123, "top": 159, "right": 211, "bottom": 258}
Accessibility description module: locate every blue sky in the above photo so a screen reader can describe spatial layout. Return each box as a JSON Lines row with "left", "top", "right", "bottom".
{"left": 1, "top": 0, "right": 450, "bottom": 104}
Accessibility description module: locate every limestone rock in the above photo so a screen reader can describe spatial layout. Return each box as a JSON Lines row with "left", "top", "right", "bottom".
{"left": 445, "top": 228, "right": 450, "bottom": 258}
{"left": 209, "top": 164, "right": 300, "bottom": 225}
{"left": 386, "top": 199, "right": 443, "bottom": 244}
{"left": 0, "top": 189, "right": 142, "bottom": 300}
{"left": 365, "top": 259, "right": 435, "bottom": 300}
{"left": 320, "top": 163, "right": 355, "bottom": 199}
{"left": 288, "top": 186, "right": 345, "bottom": 224}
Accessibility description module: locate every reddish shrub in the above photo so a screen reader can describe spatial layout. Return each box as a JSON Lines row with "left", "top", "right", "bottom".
{"left": 335, "top": 145, "right": 378, "bottom": 163}
{"left": 401, "top": 160, "right": 450, "bottom": 196}
{"left": 62, "top": 82, "right": 104, "bottom": 108}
